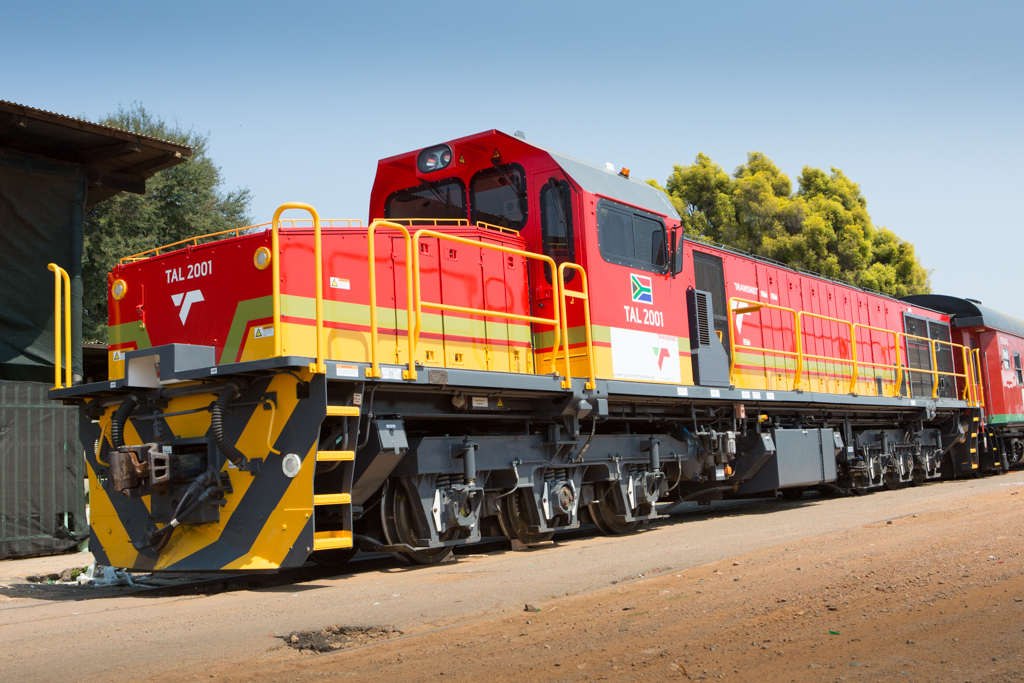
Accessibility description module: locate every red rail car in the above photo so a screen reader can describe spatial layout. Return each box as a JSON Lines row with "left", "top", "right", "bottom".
{"left": 904, "top": 295, "right": 1024, "bottom": 470}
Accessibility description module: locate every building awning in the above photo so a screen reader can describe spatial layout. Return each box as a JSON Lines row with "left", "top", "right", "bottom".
{"left": 0, "top": 100, "right": 192, "bottom": 206}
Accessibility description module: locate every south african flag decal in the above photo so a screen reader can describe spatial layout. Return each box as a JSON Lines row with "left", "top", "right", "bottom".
{"left": 630, "top": 273, "right": 653, "bottom": 304}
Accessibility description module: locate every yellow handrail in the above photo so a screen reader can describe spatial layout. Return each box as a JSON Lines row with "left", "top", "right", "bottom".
{"left": 412, "top": 229, "right": 561, "bottom": 375}
{"left": 118, "top": 218, "right": 363, "bottom": 264}
{"left": 853, "top": 323, "right": 903, "bottom": 397}
{"left": 377, "top": 218, "right": 521, "bottom": 236}
{"left": 366, "top": 220, "right": 417, "bottom": 380}
{"left": 272, "top": 203, "right": 325, "bottom": 373}
{"left": 961, "top": 345, "right": 975, "bottom": 405}
{"left": 475, "top": 221, "right": 521, "bottom": 235}
{"left": 728, "top": 298, "right": 802, "bottom": 389}
{"left": 557, "top": 263, "right": 596, "bottom": 390}
{"left": 729, "top": 298, "right": 980, "bottom": 406}
{"left": 383, "top": 218, "right": 469, "bottom": 227}
{"left": 47, "top": 263, "right": 71, "bottom": 389}
{"left": 972, "top": 347, "right": 985, "bottom": 408}
{"left": 798, "top": 310, "right": 857, "bottom": 393}
{"left": 899, "top": 332, "right": 941, "bottom": 399}
{"left": 897, "top": 334, "right": 973, "bottom": 402}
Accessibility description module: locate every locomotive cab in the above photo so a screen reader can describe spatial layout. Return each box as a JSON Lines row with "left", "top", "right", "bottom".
{"left": 368, "top": 130, "right": 693, "bottom": 385}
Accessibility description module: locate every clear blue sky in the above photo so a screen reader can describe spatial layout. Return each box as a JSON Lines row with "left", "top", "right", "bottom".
{"left": 4, "top": 1, "right": 1021, "bottom": 312}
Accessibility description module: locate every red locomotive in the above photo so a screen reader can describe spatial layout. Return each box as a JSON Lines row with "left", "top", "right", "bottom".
{"left": 51, "top": 130, "right": 996, "bottom": 572}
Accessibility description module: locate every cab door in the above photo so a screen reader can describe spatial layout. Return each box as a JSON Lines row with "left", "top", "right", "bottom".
{"left": 530, "top": 171, "right": 579, "bottom": 371}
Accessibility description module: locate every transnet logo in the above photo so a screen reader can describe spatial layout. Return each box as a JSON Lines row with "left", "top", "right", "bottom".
{"left": 653, "top": 346, "right": 672, "bottom": 370}
{"left": 630, "top": 274, "right": 653, "bottom": 304}
{"left": 171, "top": 290, "right": 204, "bottom": 325}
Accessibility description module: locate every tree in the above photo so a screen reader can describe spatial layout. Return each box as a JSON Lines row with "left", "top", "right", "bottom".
{"left": 655, "top": 152, "right": 930, "bottom": 297}
{"left": 82, "top": 104, "right": 252, "bottom": 341}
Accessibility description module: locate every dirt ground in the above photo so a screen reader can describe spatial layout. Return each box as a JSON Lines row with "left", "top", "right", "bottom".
{"left": 2, "top": 474, "right": 1023, "bottom": 682}
{"left": 211, "top": 483, "right": 1024, "bottom": 683}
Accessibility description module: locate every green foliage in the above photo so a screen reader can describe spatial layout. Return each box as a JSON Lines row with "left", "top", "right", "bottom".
{"left": 82, "top": 104, "right": 251, "bottom": 341}
{"left": 654, "top": 152, "right": 930, "bottom": 297}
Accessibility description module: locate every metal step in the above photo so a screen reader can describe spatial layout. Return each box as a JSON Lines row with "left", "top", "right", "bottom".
{"left": 313, "top": 530, "right": 353, "bottom": 551}
{"left": 326, "top": 405, "right": 359, "bottom": 417}
{"left": 313, "top": 493, "right": 351, "bottom": 506}
{"left": 316, "top": 450, "right": 354, "bottom": 462}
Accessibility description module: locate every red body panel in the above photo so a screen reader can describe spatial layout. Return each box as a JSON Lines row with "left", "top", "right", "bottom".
{"left": 108, "top": 129, "right": 961, "bottom": 399}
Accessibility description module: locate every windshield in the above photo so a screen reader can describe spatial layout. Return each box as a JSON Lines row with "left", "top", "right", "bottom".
{"left": 470, "top": 164, "right": 527, "bottom": 230}
{"left": 385, "top": 179, "right": 466, "bottom": 221}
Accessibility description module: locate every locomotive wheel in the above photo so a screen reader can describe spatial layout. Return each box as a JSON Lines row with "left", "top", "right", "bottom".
{"left": 780, "top": 487, "right": 805, "bottom": 501}
{"left": 381, "top": 481, "right": 455, "bottom": 565}
{"left": 588, "top": 483, "right": 638, "bottom": 535}
{"left": 910, "top": 467, "right": 927, "bottom": 486}
{"left": 310, "top": 546, "right": 358, "bottom": 566}
{"left": 883, "top": 469, "right": 899, "bottom": 491}
{"left": 496, "top": 489, "right": 555, "bottom": 545}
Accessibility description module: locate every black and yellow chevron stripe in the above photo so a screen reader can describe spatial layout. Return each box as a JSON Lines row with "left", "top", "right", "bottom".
{"left": 82, "top": 372, "right": 329, "bottom": 571}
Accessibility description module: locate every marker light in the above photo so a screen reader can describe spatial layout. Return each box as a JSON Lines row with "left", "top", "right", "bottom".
{"left": 112, "top": 279, "right": 128, "bottom": 300}
{"left": 254, "top": 246, "right": 272, "bottom": 270}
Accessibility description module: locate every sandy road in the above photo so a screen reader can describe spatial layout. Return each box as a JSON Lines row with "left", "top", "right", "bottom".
{"left": 2, "top": 472, "right": 1023, "bottom": 682}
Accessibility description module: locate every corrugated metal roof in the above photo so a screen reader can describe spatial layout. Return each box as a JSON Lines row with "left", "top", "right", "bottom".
{"left": 0, "top": 100, "right": 190, "bottom": 147}
{"left": 0, "top": 100, "right": 192, "bottom": 206}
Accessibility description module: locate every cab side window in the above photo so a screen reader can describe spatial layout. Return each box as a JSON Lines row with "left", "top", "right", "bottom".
{"left": 596, "top": 199, "right": 667, "bottom": 274}
{"left": 470, "top": 163, "right": 528, "bottom": 230}
{"left": 1015, "top": 351, "right": 1023, "bottom": 386}
{"left": 540, "top": 179, "right": 575, "bottom": 284}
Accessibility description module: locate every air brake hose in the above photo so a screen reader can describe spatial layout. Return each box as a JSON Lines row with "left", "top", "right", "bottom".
{"left": 147, "top": 469, "right": 220, "bottom": 552}
{"left": 110, "top": 394, "right": 140, "bottom": 449}
{"left": 210, "top": 381, "right": 248, "bottom": 469}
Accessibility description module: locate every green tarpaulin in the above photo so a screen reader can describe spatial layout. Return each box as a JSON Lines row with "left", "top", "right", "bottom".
{"left": 0, "top": 152, "right": 85, "bottom": 383}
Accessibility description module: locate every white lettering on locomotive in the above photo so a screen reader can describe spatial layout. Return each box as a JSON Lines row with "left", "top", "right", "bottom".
{"left": 166, "top": 260, "right": 213, "bottom": 284}
{"left": 623, "top": 305, "right": 664, "bottom": 328}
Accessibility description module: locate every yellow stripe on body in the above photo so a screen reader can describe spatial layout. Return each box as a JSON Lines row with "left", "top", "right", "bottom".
{"left": 147, "top": 372, "right": 316, "bottom": 571}
{"left": 223, "top": 371, "right": 317, "bottom": 570}
{"left": 86, "top": 458, "right": 140, "bottom": 569}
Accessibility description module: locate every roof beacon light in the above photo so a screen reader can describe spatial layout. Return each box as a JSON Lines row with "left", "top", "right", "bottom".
{"left": 619, "top": 167, "right": 631, "bottom": 179}
{"left": 605, "top": 162, "right": 615, "bottom": 171}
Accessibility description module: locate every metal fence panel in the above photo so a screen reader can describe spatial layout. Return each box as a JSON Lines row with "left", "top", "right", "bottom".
{"left": 0, "top": 380, "right": 86, "bottom": 559}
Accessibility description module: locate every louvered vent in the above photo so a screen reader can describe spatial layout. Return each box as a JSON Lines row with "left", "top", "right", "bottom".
{"left": 693, "top": 250, "right": 730, "bottom": 360}
{"left": 695, "top": 290, "right": 712, "bottom": 347}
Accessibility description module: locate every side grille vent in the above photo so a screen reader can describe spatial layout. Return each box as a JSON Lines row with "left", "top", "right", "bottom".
{"left": 695, "top": 291, "right": 712, "bottom": 347}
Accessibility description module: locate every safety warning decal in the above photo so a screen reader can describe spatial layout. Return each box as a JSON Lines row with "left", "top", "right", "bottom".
{"left": 253, "top": 325, "right": 275, "bottom": 338}
{"left": 335, "top": 364, "right": 358, "bottom": 378}
{"left": 330, "top": 277, "right": 350, "bottom": 290}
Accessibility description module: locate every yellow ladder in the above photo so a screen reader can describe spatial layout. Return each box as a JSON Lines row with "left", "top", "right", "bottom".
{"left": 312, "top": 402, "right": 360, "bottom": 551}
